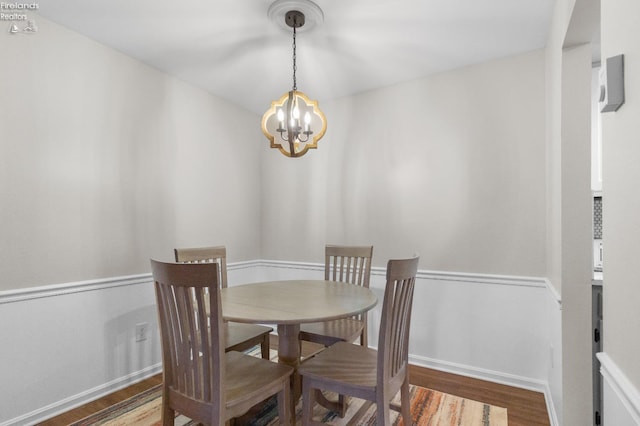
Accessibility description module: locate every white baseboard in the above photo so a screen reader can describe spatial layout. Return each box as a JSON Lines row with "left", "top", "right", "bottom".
{"left": 1, "top": 364, "right": 162, "bottom": 426}
{"left": 409, "top": 353, "right": 548, "bottom": 393}
{"left": 597, "top": 352, "right": 640, "bottom": 425}
{"left": 544, "top": 382, "right": 561, "bottom": 426}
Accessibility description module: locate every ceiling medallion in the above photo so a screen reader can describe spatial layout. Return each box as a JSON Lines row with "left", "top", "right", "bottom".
{"left": 267, "top": 0, "right": 324, "bottom": 33}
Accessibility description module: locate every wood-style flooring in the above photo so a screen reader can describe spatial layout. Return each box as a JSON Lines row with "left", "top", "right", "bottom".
{"left": 40, "top": 339, "right": 550, "bottom": 425}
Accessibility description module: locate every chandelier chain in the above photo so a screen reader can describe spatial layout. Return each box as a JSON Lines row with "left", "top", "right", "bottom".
{"left": 292, "top": 25, "right": 297, "bottom": 91}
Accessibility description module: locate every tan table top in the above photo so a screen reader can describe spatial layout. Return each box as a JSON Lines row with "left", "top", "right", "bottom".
{"left": 221, "top": 279, "right": 378, "bottom": 325}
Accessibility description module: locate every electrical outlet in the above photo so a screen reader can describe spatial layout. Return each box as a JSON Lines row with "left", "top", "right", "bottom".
{"left": 135, "top": 322, "right": 149, "bottom": 342}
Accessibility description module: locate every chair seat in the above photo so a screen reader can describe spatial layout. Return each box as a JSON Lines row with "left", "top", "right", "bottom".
{"left": 225, "top": 322, "right": 272, "bottom": 352}
{"left": 224, "top": 351, "right": 293, "bottom": 413}
{"left": 299, "top": 318, "right": 365, "bottom": 347}
{"left": 299, "top": 342, "right": 377, "bottom": 393}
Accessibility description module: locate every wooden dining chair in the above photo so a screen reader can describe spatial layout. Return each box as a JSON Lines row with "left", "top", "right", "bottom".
{"left": 298, "top": 256, "right": 420, "bottom": 426}
{"left": 174, "top": 246, "right": 273, "bottom": 359}
{"left": 299, "top": 245, "right": 373, "bottom": 348}
{"left": 151, "top": 259, "right": 293, "bottom": 426}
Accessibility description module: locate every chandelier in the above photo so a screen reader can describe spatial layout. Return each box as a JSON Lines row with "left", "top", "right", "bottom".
{"left": 261, "top": 2, "right": 327, "bottom": 158}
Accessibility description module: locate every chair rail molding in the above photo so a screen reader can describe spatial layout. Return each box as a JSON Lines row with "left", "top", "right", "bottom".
{"left": 0, "top": 260, "right": 261, "bottom": 304}
{"left": 258, "top": 259, "right": 550, "bottom": 287}
{"left": 0, "top": 274, "right": 152, "bottom": 304}
{"left": 0, "top": 260, "right": 555, "bottom": 303}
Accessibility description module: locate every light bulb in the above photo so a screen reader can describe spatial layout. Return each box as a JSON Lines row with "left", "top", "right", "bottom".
{"left": 304, "top": 112, "right": 311, "bottom": 132}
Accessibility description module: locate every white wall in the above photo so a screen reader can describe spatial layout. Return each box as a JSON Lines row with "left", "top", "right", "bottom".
{"left": 601, "top": 0, "right": 640, "bottom": 422}
{"left": 260, "top": 50, "right": 547, "bottom": 278}
{"left": 0, "top": 14, "right": 262, "bottom": 292}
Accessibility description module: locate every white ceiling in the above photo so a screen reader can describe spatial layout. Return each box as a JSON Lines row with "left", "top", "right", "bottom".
{"left": 37, "top": 0, "right": 555, "bottom": 115}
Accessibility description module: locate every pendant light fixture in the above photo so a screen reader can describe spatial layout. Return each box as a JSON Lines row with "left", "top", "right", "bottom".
{"left": 261, "top": 1, "right": 327, "bottom": 158}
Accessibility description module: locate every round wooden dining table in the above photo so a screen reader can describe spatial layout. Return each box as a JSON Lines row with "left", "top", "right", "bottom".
{"left": 221, "top": 279, "right": 378, "bottom": 408}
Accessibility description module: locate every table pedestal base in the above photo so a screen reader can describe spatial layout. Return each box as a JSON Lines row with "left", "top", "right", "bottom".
{"left": 277, "top": 324, "right": 347, "bottom": 419}
{"left": 277, "top": 323, "right": 301, "bottom": 421}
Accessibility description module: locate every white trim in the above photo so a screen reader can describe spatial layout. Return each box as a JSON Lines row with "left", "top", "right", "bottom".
{"left": 0, "top": 260, "right": 265, "bottom": 304}
{"left": 256, "top": 259, "right": 324, "bottom": 272}
{"left": 0, "top": 261, "right": 552, "bottom": 304}
{"left": 544, "top": 382, "right": 561, "bottom": 426}
{"left": 412, "top": 269, "right": 546, "bottom": 288}
{"left": 597, "top": 352, "right": 640, "bottom": 424}
{"left": 544, "top": 278, "right": 563, "bottom": 307}
{"left": 0, "top": 363, "right": 162, "bottom": 426}
{"left": 228, "top": 260, "right": 263, "bottom": 270}
{"left": 409, "top": 353, "right": 548, "bottom": 393}
{"left": 257, "top": 259, "right": 549, "bottom": 288}
{"left": 0, "top": 274, "right": 153, "bottom": 304}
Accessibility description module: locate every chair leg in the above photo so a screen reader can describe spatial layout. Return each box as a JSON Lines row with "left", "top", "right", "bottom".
{"left": 161, "top": 390, "right": 175, "bottom": 426}
{"left": 378, "top": 404, "right": 392, "bottom": 426}
{"left": 277, "top": 380, "right": 292, "bottom": 426}
{"left": 162, "top": 406, "right": 175, "bottom": 426}
{"left": 401, "top": 378, "right": 411, "bottom": 425}
{"left": 302, "top": 378, "right": 316, "bottom": 425}
{"left": 338, "top": 394, "right": 347, "bottom": 417}
{"left": 377, "top": 394, "right": 391, "bottom": 426}
{"left": 360, "top": 326, "right": 368, "bottom": 348}
{"left": 261, "top": 334, "right": 270, "bottom": 359}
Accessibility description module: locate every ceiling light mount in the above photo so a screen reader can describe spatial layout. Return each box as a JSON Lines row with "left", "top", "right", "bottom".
{"left": 267, "top": 0, "right": 324, "bottom": 33}
{"left": 285, "top": 10, "right": 305, "bottom": 29}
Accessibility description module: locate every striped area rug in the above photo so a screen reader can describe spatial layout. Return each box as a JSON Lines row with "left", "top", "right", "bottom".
{"left": 70, "top": 383, "right": 507, "bottom": 425}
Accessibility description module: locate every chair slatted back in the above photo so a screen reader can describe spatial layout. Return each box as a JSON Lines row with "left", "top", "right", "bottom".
{"left": 324, "top": 245, "right": 373, "bottom": 287}
{"left": 377, "top": 257, "right": 419, "bottom": 389}
{"left": 174, "top": 246, "right": 228, "bottom": 288}
{"left": 151, "top": 260, "right": 225, "bottom": 424}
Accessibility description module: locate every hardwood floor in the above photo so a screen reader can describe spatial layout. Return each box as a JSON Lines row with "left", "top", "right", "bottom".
{"left": 38, "top": 375, "right": 163, "bottom": 425}
{"left": 40, "top": 339, "right": 550, "bottom": 425}
{"left": 409, "top": 365, "right": 550, "bottom": 426}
